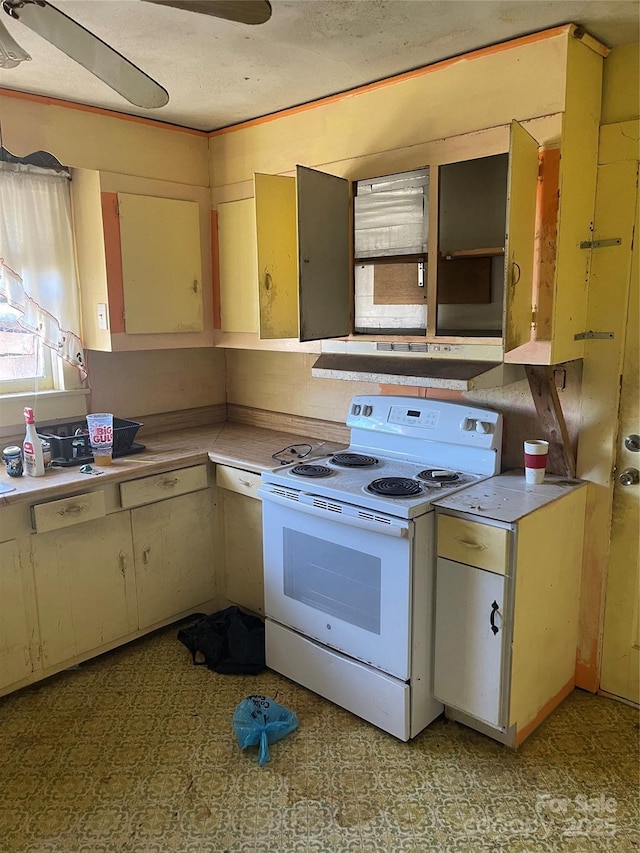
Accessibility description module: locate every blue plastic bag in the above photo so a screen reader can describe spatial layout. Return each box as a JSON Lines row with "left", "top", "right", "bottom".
{"left": 232, "top": 695, "right": 299, "bottom": 765}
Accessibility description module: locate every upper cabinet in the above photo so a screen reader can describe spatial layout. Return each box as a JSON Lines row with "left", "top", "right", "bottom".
{"left": 352, "top": 121, "right": 538, "bottom": 349}
{"left": 212, "top": 26, "right": 605, "bottom": 365}
{"left": 117, "top": 194, "right": 203, "bottom": 335}
{"left": 72, "top": 170, "right": 213, "bottom": 352}
{"left": 217, "top": 165, "right": 349, "bottom": 343}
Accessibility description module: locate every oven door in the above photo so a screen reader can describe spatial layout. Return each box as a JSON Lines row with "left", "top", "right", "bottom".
{"left": 259, "top": 484, "right": 415, "bottom": 680}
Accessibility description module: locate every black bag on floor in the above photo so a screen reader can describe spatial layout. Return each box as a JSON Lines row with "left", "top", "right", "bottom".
{"left": 177, "top": 606, "right": 265, "bottom": 674}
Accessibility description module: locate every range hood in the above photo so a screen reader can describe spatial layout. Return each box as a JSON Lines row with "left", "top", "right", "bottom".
{"left": 312, "top": 351, "right": 523, "bottom": 391}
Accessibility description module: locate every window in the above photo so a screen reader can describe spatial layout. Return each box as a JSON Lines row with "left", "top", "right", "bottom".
{"left": 0, "top": 292, "right": 54, "bottom": 391}
{"left": 0, "top": 153, "right": 85, "bottom": 395}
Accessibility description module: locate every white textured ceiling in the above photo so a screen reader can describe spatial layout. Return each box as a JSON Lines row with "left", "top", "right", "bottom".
{"left": 0, "top": 0, "right": 638, "bottom": 132}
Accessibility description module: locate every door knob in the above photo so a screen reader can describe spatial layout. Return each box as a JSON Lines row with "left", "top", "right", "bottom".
{"left": 618, "top": 468, "right": 639, "bottom": 486}
{"left": 624, "top": 434, "right": 640, "bottom": 452}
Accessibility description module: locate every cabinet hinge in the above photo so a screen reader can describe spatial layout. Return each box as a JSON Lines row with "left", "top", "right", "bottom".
{"left": 531, "top": 306, "right": 537, "bottom": 331}
{"left": 574, "top": 330, "right": 615, "bottom": 341}
{"left": 579, "top": 238, "right": 621, "bottom": 249}
{"left": 418, "top": 261, "right": 425, "bottom": 288}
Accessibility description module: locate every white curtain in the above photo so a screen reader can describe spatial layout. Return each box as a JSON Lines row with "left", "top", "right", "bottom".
{"left": 0, "top": 162, "right": 86, "bottom": 378}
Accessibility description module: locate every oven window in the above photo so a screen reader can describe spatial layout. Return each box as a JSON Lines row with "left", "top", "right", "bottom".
{"left": 283, "top": 529, "right": 381, "bottom": 634}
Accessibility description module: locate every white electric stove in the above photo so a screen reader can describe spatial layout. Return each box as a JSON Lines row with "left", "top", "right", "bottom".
{"left": 259, "top": 395, "right": 503, "bottom": 740}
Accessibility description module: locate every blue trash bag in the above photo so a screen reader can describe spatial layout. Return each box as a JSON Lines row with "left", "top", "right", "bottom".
{"left": 232, "top": 695, "right": 299, "bottom": 766}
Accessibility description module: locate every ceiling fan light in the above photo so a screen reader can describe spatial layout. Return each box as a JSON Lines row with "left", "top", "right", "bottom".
{"left": 0, "top": 18, "right": 31, "bottom": 68}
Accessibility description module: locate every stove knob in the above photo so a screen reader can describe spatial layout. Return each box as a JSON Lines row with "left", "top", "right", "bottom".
{"left": 352, "top": 404, "right": 362, "bottom": 415}
{"left": 363, "top": 405, "right": 373, "bottom": 417}
{"left": 460, "top": 417, "right": 475, "bottom": 431}
{"left": 476, "top": 420, "right": 492, "bottom": 434}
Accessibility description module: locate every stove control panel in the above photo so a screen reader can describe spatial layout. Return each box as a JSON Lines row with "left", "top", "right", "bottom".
{"left": 388, "top": 405, "right": 440, "bottom": 429}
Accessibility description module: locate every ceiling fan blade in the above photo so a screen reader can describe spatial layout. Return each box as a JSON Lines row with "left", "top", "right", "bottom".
{"left": 0, "top": 17, "right": 30, "bottom": 67}
{"left": 3, "top": 0, "right": 169, "bottom": 108}
{"left": 144, "top": 0, "right": 272, "bottom": 25}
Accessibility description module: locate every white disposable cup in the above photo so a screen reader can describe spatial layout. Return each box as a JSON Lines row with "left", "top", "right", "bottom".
{"left": 86, "top": 413, "right": 114, "bottom": 466}
{"left": 524, "top": 439, "right": 549, "bottom": 484}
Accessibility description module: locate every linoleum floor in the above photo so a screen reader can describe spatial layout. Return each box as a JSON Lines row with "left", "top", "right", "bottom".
{"left": 0, "top": 624, "right": 638, "bottom": 852}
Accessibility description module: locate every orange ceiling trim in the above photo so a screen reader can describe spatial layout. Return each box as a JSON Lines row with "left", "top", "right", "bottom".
{"left": 0, "top": 87, "right": 207, "bottom": 136}
{"left": 208, "top": 24, "right": 576, "bottom": 138}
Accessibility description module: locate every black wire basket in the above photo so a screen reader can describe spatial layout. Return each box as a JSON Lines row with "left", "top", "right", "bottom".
{"left": 38, "top": 418, "right": 143, "bottom": 465}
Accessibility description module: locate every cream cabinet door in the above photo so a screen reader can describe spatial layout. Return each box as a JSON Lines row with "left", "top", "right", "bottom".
{"left": 503, "top": 120, "right": 541, "bottom": 354}
{"left": 0, "top": 539, "right": 40, "bottom": 692}
{"left": 131, "top": 489, "right": 215, "bottom": 629}
{"left": 218, "top": 198, "right": 260, "bottom": 334}
{"left": 218, "top": 469, "right": 264, "bottom": 615}
{"left": 434, "top": 557, "right": 506, "bottom": 728}
{"left": 32, "top": 514, "right": 138, "bottom": 668}
{"left": 118, "top": 193, "right": 204, "bottom": 334}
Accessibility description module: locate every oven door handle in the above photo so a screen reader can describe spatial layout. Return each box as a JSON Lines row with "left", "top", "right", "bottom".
{"left": 258, "top": 485, "right": 412, "bottom": 538}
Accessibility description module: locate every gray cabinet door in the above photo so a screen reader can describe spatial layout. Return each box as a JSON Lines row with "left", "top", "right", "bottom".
{"left": 297, "top": 165, "right": 351, "bottom": 342}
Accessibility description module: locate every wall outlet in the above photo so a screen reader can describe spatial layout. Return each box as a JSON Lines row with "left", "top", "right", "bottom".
{"left": 97, "top": 303, "right": 108, "bottom": 331}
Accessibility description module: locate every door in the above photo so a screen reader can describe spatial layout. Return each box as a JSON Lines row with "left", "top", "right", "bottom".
{"left": 600, "top": 174, "right": 640, "bottom": 705}
{"left": 131, "top": 490, "right": 215, "bottom": 629}
{"left": 434, "top": 558, "right": 506, "bottom": 727}
{"left": 260, "top": 486, "right": 414, "bottom": 680}
{"left": 32, "top": 514, "right": 137, "bottom": 667}
{"left": 297, "top": 165, "right": 351, "bottom": 342}
{"left": 118, "top": 193, "right": 204, "bottom": 334}
{"left": 0, "top": 539, "right": 39, "bottom": 691}
{"left": 503, "top": 120, "right": 540, "bottom": 354}
{"left": 217, "top": 198, "right": 259, "bottom": 333}
{"left": 254, "top": 166, "right": 350, "bottom": 341}
{"left": 255, "top": 172, "right": 298, "bottom": 338}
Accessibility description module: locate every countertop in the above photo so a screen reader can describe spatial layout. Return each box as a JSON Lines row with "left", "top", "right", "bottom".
{"left": 0, "top": 423, "right": 346, "bottom": 506}
{"left": 433, "top": 470, "right": 587, "bottom": 523}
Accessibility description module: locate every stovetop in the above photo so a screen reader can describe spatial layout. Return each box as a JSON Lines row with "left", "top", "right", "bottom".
{"left": 262, "top": 451, "right": 486, "bottom": 518}
{"left": 261, "top": 395, "right": 503, "bottom": 519}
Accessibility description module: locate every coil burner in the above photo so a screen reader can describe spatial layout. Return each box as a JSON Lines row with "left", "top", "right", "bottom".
{"left": 290, "top": 464, "right": 333, "bottom": 478}
{"left": 416, "top": 468, "right": 460, "bottom": 485}
{"left": 367, "top": 477, "right": 423, "bottom": 498}
{"left": 330, "top": 452, "right": 379, "bottom": 468}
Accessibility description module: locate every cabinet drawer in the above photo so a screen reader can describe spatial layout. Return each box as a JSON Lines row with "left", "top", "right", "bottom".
{"left": 120, "top": 464, "right": 208, "bottom": 509}
{"left": 437, "top": 514, "right": 509, "bottom": 574}
{"left": 216, "top": 465, "right": 261, "bottom": 499}
{"left": 32, "top": 491, "right": 106, "bottom": 534}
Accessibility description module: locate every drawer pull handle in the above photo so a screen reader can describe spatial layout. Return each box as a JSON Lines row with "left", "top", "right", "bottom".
{"left": 119, "top": 552, "right": 127, "bottom": 576}
{"left": 57, "top": 503, "right": 87, "bottom": 516}
{"left": 456, "top": 537, "right": 485, "bottom": 550}
{"left": 239, "top": 479, "right": 252, "bottom": 488}
{"left": 143, "top": 547, "right": 151, "bottom": 565}
{"left": 490, "top": 600, "right": 500, "bottom": 635}
{"left": 160, "top": 477, "right": 178, "bottom": 488}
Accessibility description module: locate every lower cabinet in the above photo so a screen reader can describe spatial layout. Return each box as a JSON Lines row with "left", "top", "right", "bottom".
{"left": 216, "top": 464, "right": 264, "bottom": 614}
{"left": 434, "top": 558, "right": 506, "bottom": 728}
{"left": 32, "top": 513, "right": 138, "bottom": 668}
{"left": 0, "top": 462, "right": 218, "bottom": 698}
{"left": 131, "top": 489, "right": 215, "bottom": 629}
{"left": 433, "top": 484, "right": 587, "bottom": 747}
{"left": 0, "top": 537, "right": 40, "bottom": 692}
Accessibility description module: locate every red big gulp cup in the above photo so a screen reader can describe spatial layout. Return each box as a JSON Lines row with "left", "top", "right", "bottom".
{"left": 524, "top": 439, "right": 549, "bottom": 485}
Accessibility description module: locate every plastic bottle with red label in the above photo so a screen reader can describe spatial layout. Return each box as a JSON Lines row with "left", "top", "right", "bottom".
{"left": 23, "top": 407, "right": 45, "bottom": 477}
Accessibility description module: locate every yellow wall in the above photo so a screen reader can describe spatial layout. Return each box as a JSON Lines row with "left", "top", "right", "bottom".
{"left": 600, "top": 43, "right": 640, "bottom": 124}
